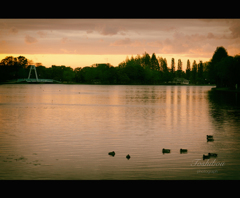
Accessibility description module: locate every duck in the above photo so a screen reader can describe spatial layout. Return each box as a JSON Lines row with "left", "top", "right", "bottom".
{"left": 208, "top": 153, "right": 218, "bottom": 157}
{"left": 126, "top": 154, "right": 131, "bottom": 159}
{"left": 203, "top": 154, "right": 210, "bottom": 160}
{"left": 162, "top": 148, "right": 171, "bottom": 153}
{"left": 108, "top": 151, "right": 115, "bottom": 157}
{"left": 207, "top": 135, "right": 213, "bottom": 139}
{"left": 180, "top": 149, "right": 188, "bottom": 153}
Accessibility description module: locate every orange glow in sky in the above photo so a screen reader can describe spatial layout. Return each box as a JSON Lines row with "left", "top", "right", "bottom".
{"left": 1, "top": 19, "right": 240, "bottom": 70}
{"left": 0, "top": 53, "right": 211, "bottom": 71}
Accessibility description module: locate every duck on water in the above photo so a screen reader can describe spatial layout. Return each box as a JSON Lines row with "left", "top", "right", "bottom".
{"left": 180, "top": 149, "right": 188, "bottom": 153}
{"left": 162, "top": 148, "right": 171, "bottom": 154}
{"left": 108, "top": 151, "right": 115, "bottom": 157}
{"left": 203, "top": 153, "right": 218, "bottom": 160}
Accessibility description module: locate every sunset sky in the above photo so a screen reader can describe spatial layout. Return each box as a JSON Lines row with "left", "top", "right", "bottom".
{"left": 1, "top": 18, "right": 240, "bottom": 70}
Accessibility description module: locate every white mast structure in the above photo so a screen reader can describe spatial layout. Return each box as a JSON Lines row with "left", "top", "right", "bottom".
{"left": 28, "top": 65, "right": 39, "bottom": 82}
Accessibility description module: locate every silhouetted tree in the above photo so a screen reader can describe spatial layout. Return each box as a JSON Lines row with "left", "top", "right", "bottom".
{"left": 134, "top": 54, "right": 142, "bottom": 67}
{"left": 232, "top": 55, "right": 240, "bottom": 90}
{"left": 197, "top": 60, "right": 204, "bottom": 84}
{"left": 74, "top": 67, "right": 82, "bottom": 83}
{"left": 0, "top": 56, "right": 15, "bottom": 66}
{"left": 17, "top": 56, "right": 29, "bottom": 69}
{"left": 142, "top": 52, "right": 151, "bottom": 69}
{"left": 51, "top": 65, "right": 63, "bottom": 81}
{"left": 202, "top": 62, "right": 209, "bottom": 83}
{"left": 158, "top": 57, "right": 171, "bottom": 82}
{"left": 191, "top": 60, "right": 197, "bottom": 84}
{"left": 63, "top": 67, "right": 75, "bottom": 83}
{"left": 83, "top": 66, "right": 98, "bottom": 83}
{"left": 1, "top": 48, "right": 239, "bottom": 86}
{"left": 214, "top": 55, "right": 240, "bottom": 89}
{"left": 122, "top": 63, "right": 145, "bottom": 84}
{"left": 151, "top": 53, "right": 159, "bottom": 70}
{"left": 0, "top": 56, "right": 30, "bottom": 81}
{"left": 36, "top": 66, "right": 47, "bottom": 79}
{"left": 186, "top": 59, "right": 191, "bottom": 80}
{"left": 116, "top": 68, "right": 130, "bottom": 84}
{"left": 208, "top": 46, "right": 229, "bottom": 86}
{"left": 177, "top": 59, "right": 182, "bottom": 78}
{"left": 171, "top": 58, "right": 175, "bottom": 78}
{"left": 211, "top": 46, "right": 228, "bottom": 65}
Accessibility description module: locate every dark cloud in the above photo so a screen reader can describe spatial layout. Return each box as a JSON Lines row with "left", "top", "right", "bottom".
{"left": 25, "top": 35, "right": 38, "bottom": 44}
{"left": 1, "top": 19, "right": 239, "bottom": 57}
{"left": 0, "top": 19, "right": 183, "bottom": 35}
{"left": 156, "top": 32, "right": 221, "bottom": 55}
{"left": 96, "top": 24, "right": 124, "bottom": 36}
{"left": 229, "top": 22, "right": 240, "bottom": 39}
{"left": 198, "top": 19, "right": 240, "bottom": 40}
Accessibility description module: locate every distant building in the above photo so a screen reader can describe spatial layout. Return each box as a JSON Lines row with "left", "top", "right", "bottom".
{"left": 168, "top": 78, "right": 190, "bottom": 85}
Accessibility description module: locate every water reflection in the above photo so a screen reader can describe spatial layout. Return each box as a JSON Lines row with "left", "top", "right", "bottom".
{"left": 207, "top": 90, "right": 240, "bottom": 179}
{"left": 1, "top": 85, "right": 240, "bottom": 180}
{"left": 208, "top": 91, "right": 240, "bottom": 125}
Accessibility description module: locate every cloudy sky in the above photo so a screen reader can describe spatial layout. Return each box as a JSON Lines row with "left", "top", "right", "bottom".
{"left": 1, "top": 18, "right": 240, "bottom": 70}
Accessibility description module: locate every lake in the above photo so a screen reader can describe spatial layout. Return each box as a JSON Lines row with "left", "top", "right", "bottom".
{"left": 0, "top": 84, "right": 240, "bottom": 180}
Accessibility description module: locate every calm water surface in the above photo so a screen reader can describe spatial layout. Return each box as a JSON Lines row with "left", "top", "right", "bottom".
{"left": 0, "top": 84, "right": 240, "bottom": 180}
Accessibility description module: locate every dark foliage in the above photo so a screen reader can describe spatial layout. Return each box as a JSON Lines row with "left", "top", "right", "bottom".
{"left": 1, "top": 47, "right": 239, "bottom": 88}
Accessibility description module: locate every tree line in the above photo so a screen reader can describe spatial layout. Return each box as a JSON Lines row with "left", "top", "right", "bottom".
{"left": 0, "top": 46, "right": 239, "bottom": 89}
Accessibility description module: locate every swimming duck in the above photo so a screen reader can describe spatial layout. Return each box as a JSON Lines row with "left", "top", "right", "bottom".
{"left": 108, "top": 151, "right": 115, "bottom": 157}
{"left": 207, "top": 135, "right": 214, "bottom": 142}
{"left": 208, "top": 153, "right": 218, "bottom": 157}
{"left": 207, "top": 135, "right": 213, "bottom": 139}
{"left": 126, "top": 154, "right": 130, "bottom": 159}
{"left": 180, "top": 149, "right": 188, "bottom": 153}
{"left": 162, "top": 148, "right": 171, "bottom": 153}
{"left": 203, "top": 154, "right": 210, "bottom": 160}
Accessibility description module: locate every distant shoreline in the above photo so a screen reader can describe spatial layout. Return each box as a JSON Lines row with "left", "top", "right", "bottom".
{"left": 1, "top": 81, "right": 216, "bottom": 86}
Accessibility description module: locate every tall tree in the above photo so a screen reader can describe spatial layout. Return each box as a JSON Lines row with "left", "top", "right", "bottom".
{"left": 186, "top": 59, "right": 191, "bottom": 80}
{"left": 142, "top": 52, "right": 151, "bottom": 69}
{"left": 151, "top": 53, "right": 159, "bottom": 70}
{"left": 0, "top": 56, "right": 16, "bottom": 66}
{"left": 159, "top": 57, "right": 170, "bottom": 82}
{"left": 177, "top": 59, "right": 182, "bottom": 78}
{"left": 211, "top": 46, "right": 228, "bottom": 65}
{"left": 197, "top": 60, "right": 204, "bottom": 84}
{"left": 208, "top": 46, "right": 229, "bottom": 85}
{"left": 159, "top": 57, "right": 168, "bottom": 72}
{"left": 135, "top": 54, "right": 142, "bottom": 67}
{"left": 191, "top": 60, "right": 197, "bottom": 84}
{"left": 171, "top": 58, "right": 175, "bottom": 78}
{"left": 177, "top": 59, "right": 182, "bottom": 70}
{"left": 74, "top": 67, "right": 82, "bottom": 83}
{"left": 17, "top": 56, "right": 29, "bottom": 68}
{"left": 0, "top": 55, "right": 30, "bottom": 80}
